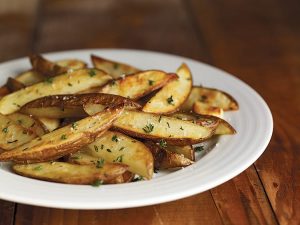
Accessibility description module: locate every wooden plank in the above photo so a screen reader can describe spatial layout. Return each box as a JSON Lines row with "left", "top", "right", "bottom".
{"left": 187, "top": 0, "right": 300, "bottom": 224}
{"left": 0, "top": 200, "right": 15, "bottom": 225}
{"left": 15, "top": 192, "right": 223, "bottom": 225}
{"left": 13, "top": 0, "right": 223, "bottom": 224}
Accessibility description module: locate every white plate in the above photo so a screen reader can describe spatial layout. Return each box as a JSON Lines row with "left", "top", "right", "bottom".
{"left": 0, "top": 49, "right": 273, "bottom": 209}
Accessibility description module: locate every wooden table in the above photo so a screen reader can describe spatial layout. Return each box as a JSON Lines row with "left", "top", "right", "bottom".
{"left": 0, "top": 0, "right": 299, "bottom": 224}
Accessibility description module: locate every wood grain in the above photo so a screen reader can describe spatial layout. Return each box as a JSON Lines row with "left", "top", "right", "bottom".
{"left": 188, "top": 0, "right": 300, "bottom": 224}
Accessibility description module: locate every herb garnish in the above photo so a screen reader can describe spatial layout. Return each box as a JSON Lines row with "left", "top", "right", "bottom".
{"left": 200, "top": 95, "right": 207, "bottom": 102}
{"left": 109, "top": 80, "right": 116, "bottom": 86}
{"left": 60, "top": 134, "right": 67, "bottom": 140}
{"left": 94, "top": 145, "right": 99, "bottom": 152}
{"left": 112, "top": 135, "right": 119, "bottom": 142}
{"left": 119, "top": 146, "right": 125, "bottom": 151}
{"left": 194, "top": 146, "right": 204, "bottom": 152}
{"left": 7, "top": 140, "right": 18, "bottom": 144}
{"left": 148, "top": 80, "right": 154, "bottom": 86}
{"left": 101, "top": 144, "right": 104, "bottom": 150}
{"left": 17, "top": 120, "right": 23, "bottom": 124}
{"left": 44, "top": 77, "right": 53, "bottom": 84}
{"left": 71, "top": 122, "right": 78, "bottom": 130}
{"left": 106, "top": 149, "right": 112, "bottom": 153}
{"left": 167, "top": 95, "right": 174, "bottom": 105}
{"left": 113, "top": 63, "right": 119, "bottom": 69}
{"left": 96, "top": 159, "right": 105, "bottom": 168}
{"left": 68, "top": 83, "right": 73, "bottom": 87}
{"left": 132, "top": 176, "right": 144, "bottom": 182}
{"left": 159, "top": 139, "right": 167, "bottom": 148}
{"left": 2, "top": 127, "right": 8, "bottom": 133}
{"left": 89, "top": 69, "right": 96, "bottom": 77}
{"left": 143, "top": 123, "right": 154, "bottom": 133}
{"left": 166, "top": 122, "right": 170, "bottom": 128}
{"left": 113, "top": 155, "right": 123, "bottom": 163}
{"left": 91, "top": 179, "right": 103, "bottom": 187}
{"left": 33, "top": 165, "right": 42, "bottom": 171}
{"left": 158, "top": 115, "right": 162, "bottom": 123}
{"left": 180, "top": 126, "right": 184, "bottom": 130}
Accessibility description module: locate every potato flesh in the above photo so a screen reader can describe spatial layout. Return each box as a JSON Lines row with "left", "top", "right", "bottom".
{"left": 0, "top": 114, "right": 37, "bottom": 150}
{"left": 166, "top": 145, "right": 195, "bottom": 161}
{"left": 0, "top": 106, "right": 123, "bottom": 162}
{"left": 13, "top": 162, "right": 128, "bottom": 185}
{"left": 70, "top": 131, "right": 153, "bottom": 179}
{"left": 0, "top": 69, "right": 112, "bottom": 115}
{"left": 143, "top": 63, "right": 192, "bottom": 113}
{"left": 193, "top": 101, "right": 224, "bottom": 118}
{"left": 91, "top": 55, "right": 140, "bottom": 78}
{"left": 99, "top": 70, "right": 177, "bottom": 100}
{"left": 113, "top": 110, "right": 214, "bottom": 145}
{"left": 37, "top": 117, "right": 60, "bottom": 132}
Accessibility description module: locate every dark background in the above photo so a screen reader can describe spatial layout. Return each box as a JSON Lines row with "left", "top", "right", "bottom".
{"left": 0, "top": 0, "right": 299, "bottom": 224}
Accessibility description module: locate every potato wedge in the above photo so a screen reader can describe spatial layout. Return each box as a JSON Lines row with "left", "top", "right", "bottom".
{"left": 30, "top": 54, "right": 69, "bottom": 77}
{"left": 37, "top": 117, "right": 60, "bottom": 132}
{"left": 0, "top": 114, "right": 38, "bottom": 151}
{"left": 0, "top": 105, "right": 124, "bottom": 163}
{"left": 143, "top": 63, "right": 192, "bottom": 114}
{"left": 68, "top": 131, "right": 154, "bottom": 179}
{"left": 111, "top": 110, "right": 215, "bottom": 145}
{"left": 172, "top": 112, "right": 236, "bottom": 135}
{"left": 91, "top": 54, "right": 140, "bottom": 78}
{"left": 15, "top": 70, "right": 44, "bottom": 86}
{"left": 99, "top": 70, "right": 177, "bottom": 100}
{"left": 6, "top": 78, "right": 25, "bottom": 92}
{"left": 166, "top": 145, "right": 195, "bottom": 161}
{"left": 13, "top": 162, "right": 128, "bottom": 185}
{"left": 193, "top": 101, "right": 224, "bottom": 118}
{"left": 181, "top": 86, "right": 239, "bottom": 112}
{"left": 144, "top": 141, "right": 193, "bottom": 169}
{"left": 7, "top": 113, "right": 45, "bottom": 137}
{"left": 21, "top": 93, "right": 141, "bottom": 119}
{"left": 0, "top": 68, "right": 112, "bottom": 115}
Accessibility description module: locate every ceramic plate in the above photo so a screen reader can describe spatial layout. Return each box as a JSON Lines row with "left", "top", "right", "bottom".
{"left": 0, "top": 49, "right": 273, "bottom": 209}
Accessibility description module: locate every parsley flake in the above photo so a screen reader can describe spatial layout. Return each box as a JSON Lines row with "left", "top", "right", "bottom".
{"left": 180, "top": 126, "right": 184, "bottom": 130}
{"left": 112, "top": 135, "right": 119, "bottom": 142}
{"left": 96, "top": 159, "right": 105, "bottom": 168}
{"left": 71, "top": 122, "right": 78, "bottom": 130}
{"left": 119, "top": 146, "right": 125, "bottom": 151}
{"left": 159, "top": 139, "right": 167, "bottom": 148}
{"left": 2, "top": 127, "right": 8, "bottom": 133}
{"left": 44, "top": 77, "right": 53, "bottom": 84}
{"left": 143, "top": 123, "right": 154, "bottom": 133}
{"left": 33, "top": 165, "right": 42, "bottom": 171}
{"left": 94, "top": 145, "right": 99, "bottom": 152}
{"left": 89, "top": 69, "right": 96, "bottom": 77}
{"left": 194, "top": 146, "right": 204, "bottom": 152}
{"left": 167, "top": 95, "right": 174, "bottom": 105}
{"left": 106, "top": 149, "right": 112, "bottom": 153}
{"left": 113, "top": 155, "right": 123, "bottom": 163}
{"left": 148, "top": 80, "right": 154, "bottom": 86}
{"left": 91, "top": 179, "right": 103, "bottom": 187}
{"left": 60, "top": 134, "right": 67, "bottom": 140}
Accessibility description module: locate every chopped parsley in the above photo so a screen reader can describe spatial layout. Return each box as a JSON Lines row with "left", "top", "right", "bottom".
{"left": 71, "top": 122, "right": 78, "bottom": 130}
{"left": 167, "top": 95, "right": 174, "bottom": 105}
{"left": 159, "top": 139, "right": 167, "bottom": 148}
{"left": 2, "top": 127, "right": 8, "bottom": 133}
{"left": 148, "top": 80, "right": 154, "bottom": 86}
{"left": 89, "top": 69, "right": 96, "bottom": 77}
{"left": 91, "top": 179, "right": 103, "bottom": 187}
{"left": 60, "top": 134, "right": 67, "bottom": 140}
{"left": 166, "top": 122, "right": 170, "bottom": 128}
{"left": 106, "top": 149, "right": 112, "bottom": 153}
{"left": 112, "top": 135, "right": 119, "bottom": 142}
{"left": 119, "top": 146, "right": 125, "bottom": 151}
{"left": 113, "top": 63, "right": 119, "bottom": 69}
{"left": 44, "top": 77, "right": 53, "bottom": 84}
{"left": 13, "top": 103, "right": 21, "bottom": 107}
{"left": 158, "top": 115, "right": 162, "bottom": 123}
{"left": 7, "top": 140, "right": 18, "bottom": 144}
{"left": 180, "top": 126, "right": 184, "bottom": 130}
{"left": 33, "top": 165, "right": 42, "bottom": 171}
{"left": 143, "top": 123, "right": 154, "bottom": 133}
{"left": 109, "top": 80, "right": 116, "bottom": 86}
{"left": 113, "top": 155, "right": 123, "bottom": 163}
{"left": 100, "top": 144, "right": 104, "bottom": 150}
{"left": 67, "top": 83, "right": 73, "bottom": 87}
{"left": 200, "top": 95, "right": 207, "bottom": 102}
{"left": 132, "top": 176, "right": 144, "bottom": 182}
{"left": 94, "top": 145, "right": 99, "bottom": 152}
{"left": 96, "top": 159, "right": 105, "bottom": 168}
{"left": 194, "top": 146, "right": 204, "bottom": 152}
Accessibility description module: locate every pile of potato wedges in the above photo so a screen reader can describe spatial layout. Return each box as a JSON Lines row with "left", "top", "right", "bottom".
{"left": 0, "top": 54, "right": 238, "bottom": 186}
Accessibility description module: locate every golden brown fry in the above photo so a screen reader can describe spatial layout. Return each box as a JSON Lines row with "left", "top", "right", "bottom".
{"left": 0, "top": 68, "right": 112, "bottom": 115}
{"left": 143, "top": 63, "right": 192, "bottom": 114}
{"left": 111, "top": 110, "right": 215, "bottom": 145}
{"left": 99, "top": 70, "right": 177, "bottom": 100}
{"left": 0, "top": 105, "right": 124, "bottom": 163}
{"left": 68, "top": 131, "right": 154, "bottom": 179}
{"left": 36, "top": 117, "right": 60, "bottom": 132}
{"left": 181, "top": 86, "right": 239, "bottom": 112}
{"left": 91, "top": 54, "right": 140, "bottom": 78}
{"left": 13, "top": 162, "right": 128, "bottom": 185}
{"left": 193, "top": 101, "right": 224, "bottom": 117}
{"left": 166, "top": 145, "right": 195, "bottom": 161}
{"left": 21, "top": 93, "right": 141, "bottom": 118}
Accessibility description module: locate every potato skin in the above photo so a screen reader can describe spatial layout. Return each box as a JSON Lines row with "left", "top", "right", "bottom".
{"left": 13, "top": 162, "right": 128, "bottom": 185}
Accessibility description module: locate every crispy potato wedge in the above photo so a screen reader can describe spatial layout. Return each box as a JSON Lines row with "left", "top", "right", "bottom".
{"left": 181, "top": 86, "right": 239, "bottom": 112}
{"left": 7, "top": 113, "right": 45, "bottom": 137}
{"left": 91, "top": 54, "right": 140, "bottom": 78}
{"left": 143, "top": 63, "right": 192, "bottom": 114}
{"left": 68, "top": 131, "right": 154, "bottom": 179}
{"left": 193, "top": 101, "right": 224, "bottom": 118}
{"left": 55, "top": 59, "right": 87, "bottom": 70}
{"left": 0, "top": 68, "right": 112, "bottom": 115}
{"left": 144, "top": 141, "right": 193, "bottom": 169}
{"left": 15, "top": 70, "right": 44, "bottom": 86}
{"left": 0, "top": 105, "right": 124, "bottom": 163}
{"left": 37, "top": 117, "right": 60, "bottom": 132}
{"left": 21, "top": 93, "right": 141, "bottom": 119}
{"left": 30, "top": 54, "right": 69, "bottom": 77}
{"left": 166, "top": 145, "right": 195, "bottom": 161}
{"left": 0, "top": 114, "right": 37, "bottom": 151}
{"left": 111, "top": 110, "right": 215, "bottom": 145}
{"left": 99, "top": 70, "right": 177, "bottom": 100}
{"left": 13, "top": 162, "right": 128, "bottom": 185}
{"left": 172, "top": 112, "right": 236, "bottom": 135}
